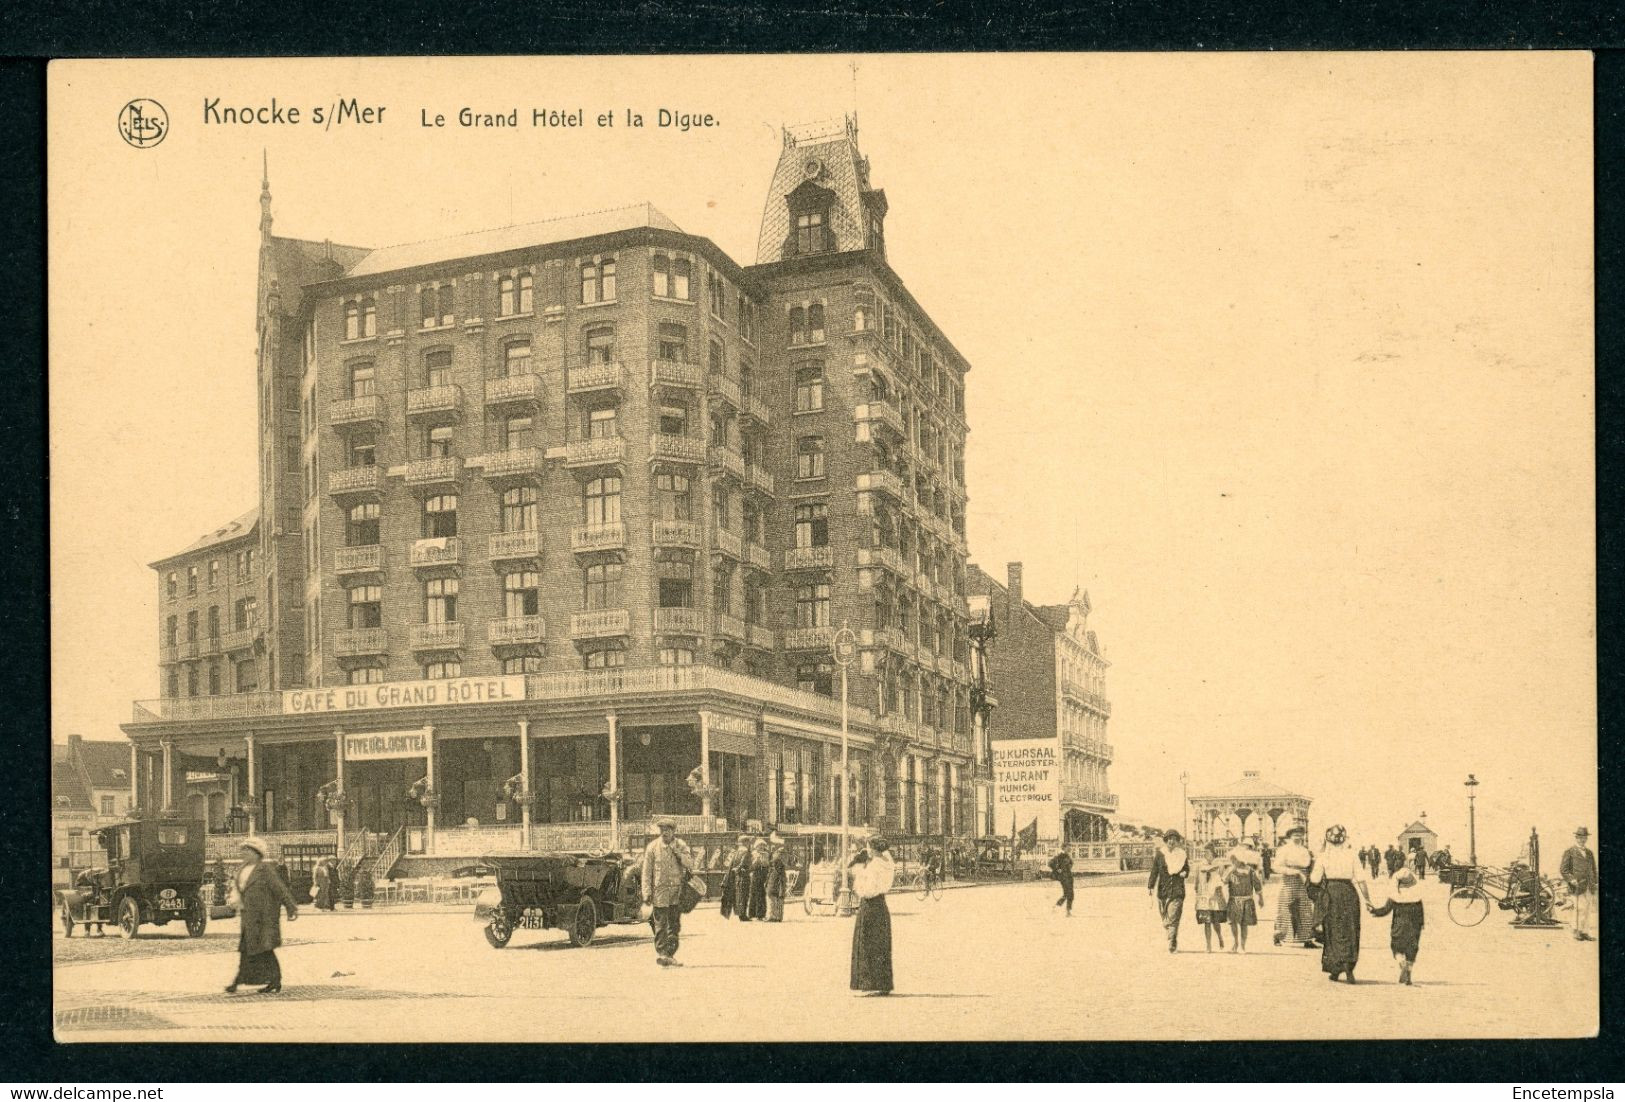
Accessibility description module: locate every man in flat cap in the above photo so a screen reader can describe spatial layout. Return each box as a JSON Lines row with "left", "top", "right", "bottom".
{"left": 1560, "top": 827, "right": 1597, "bottom": 942}
{"left": 641, "top": 818, "right": 694, "bottom": 966}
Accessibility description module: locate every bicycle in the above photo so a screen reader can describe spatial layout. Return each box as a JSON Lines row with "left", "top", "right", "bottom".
{"left": 916, "top": 866, "right": 943, "bottom": 902}
{"left": 1443, "top": 864, "right": 1558, "bottom": 927}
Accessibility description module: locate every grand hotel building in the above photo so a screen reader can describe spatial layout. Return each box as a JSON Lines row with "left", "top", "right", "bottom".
{"left": 124, "top": 119, "right": 989, "bottom": 865}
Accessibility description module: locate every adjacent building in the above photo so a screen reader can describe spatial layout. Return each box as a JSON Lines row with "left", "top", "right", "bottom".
{"left": 966, "top": 562, "right": 1117, "bottom": 843}
{"left": 51, "top": 735, "right": 135, "bottom": 888}
{"left": 124, "top": 119, "right": 981, "bottom": 862}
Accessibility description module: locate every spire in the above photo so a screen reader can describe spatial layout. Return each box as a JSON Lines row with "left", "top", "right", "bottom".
{"left": 259, "top": 149, "right": 273, "bottom": 239}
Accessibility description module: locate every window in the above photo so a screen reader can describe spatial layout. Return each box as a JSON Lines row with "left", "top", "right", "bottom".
{"left": 283, "top": 431, "right": 300, "bottom": 472}
{"left": 166, "top": 668, "right": 179, "bottom": 698}
{"left": 425, "top": 424, "right": 454, "bottom": 458}
{"left": 789, "top": 306, "right": 805, "bottom": 346}
{"left": 504, "top": 571, "right": 540, "bottom": 618}
{"left": 657, "top": 554, "right": 693, "bottom": 608}
{"left": 187, "top": 666, "right": 199, "bottom": 696}
{"left": 655, "top": 471, "right": 691, "bottom": 520}
{"left": 424, "top": 350, "right": 453, "bottom": 388}
{"left": 344, "top": 299, "right": 360, "bottom": 340}
{"left": 796, "top": 581, "right": 831, "bottom": 628}
{"left": 164, "top": 614, "right": 177, "bottom": 646}
{"left": 348, "top": 666, "right": 384, "bottom": 685}
{"left": 712, "top": 563, "right": 732, "bottom": 614}
{"left": 348, "top": 585, "right": 382, "bottom": 628}
{"left": 672, "top": 258, "right": 692, "bottom": 300}
{"left": 206, "top": 605, "right": 220, "bottom": 639}
{"left": 423, "top": 494, "right": 458, "bottom": 538}
{"left": 794, "top": 502, "right": 829, "bottom": 548}
{"left": 166, "top": 572, "right": 177, "bottom": 600}
{"left": 794, "top": 364, "right": 824, "bottom": 412}
{"left": 744, "top": 577, "right": 765, "bottom": 626}
{"left": 498, "top": 273, "right": 533, "bottom": 317}
{"left": 421, "top": 284, "right": 454, "bottom": 327}
{"left": 503, "top": 413, "right": 534, "bottom": 451}
{"left": 424, "top": 577, "right": 459, "bottom": 624}
{"left": 186, "top": 610, "right": 198, "bottom": 642}
{"left": 424, "top": 660, "right": 462, "bottom": 679}
{"left": 712, "top": 484, "right": 730, "bottom": 531}
{"left": 738, "top": 293, "right": 755, "bottom": 342}
{"left": 208, "top": 662, "right": 221, "bottom": 696}
{"left": 502, "top": 340, "right": 532, "bottom": 377}
{"left": 584, "top": 648, "right": 625, "bottom": 670}
{"left": 657, "top": 402, "right": 689, "bottom": 438}
{"left": 207, "top": 559, "right": 220, "bottom": 589}
{"left": 742, "top": 500, "right": 761, "bottom": 547}
{"left": 796, "top": 210, "right": 826, "bottom": 255}
{"left": 658, "top": 322, "right": 688, "bottom": 363}
{"left": 346, "top": 502, "right": 380, "bottom": 546}
{"left": 347, "top": 433, "right": 376, "bottom": 469}
{"left": 234, "top": 596, "right": 258, "bottom": 630}
{"left": 808, "top": 304, "right": 825, "bottom": 343}
{"left": 235, "top": 658, "right": 257, "bottom": 693}
{"left": 584, "top": 476, "right": 622, "bottom": 526}
{"left": 659, "top": 647, "right": 695, "bottom": 666}
{"left": 797, "top": 662, "right": 834, "bottom": 697}
{"left": 587, "top": 404, "right": 619, "bottom": 440}
{"left": 708, "top": 339, "right": 724, "bottom": 376}
{"left": 502, "top": 655, "right": 544, "bottom": 674}
{"left": 583, "top": 560, "right": 624, "bottom": 610}
{"left": 708, "top": 272, "right": 725, "bottom": 317}
{"left": 585, "top": 326, "right": 615, "bottom": 364}
{"left": 501, "top": 485, "right": 537, "bottom": 533}
{"left": 652, "top": 254, "right": 671, "bottom": 298}
{"left": 796, "top": 435, "right": 825, "bottom": 480}
{"left": 581, "top": 256, "right": 616, "bottom": 304}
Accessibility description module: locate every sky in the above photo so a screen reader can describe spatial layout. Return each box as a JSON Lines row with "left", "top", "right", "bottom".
{"left": 48, "top": 54, "right": 1594, "bottom": 863}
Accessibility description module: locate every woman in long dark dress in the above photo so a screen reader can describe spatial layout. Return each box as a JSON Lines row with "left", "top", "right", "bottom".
{"left": 1308, "top": 825, "right": 1367, "bottom": 983}
{"left": 850, "top": 837, "right": 895, "bottom": 996}
{"left": 226, "top": 838, "right": 298, "bottom": 994}
{"left": 747, "top": 840, "right": 771, "bottom": 920}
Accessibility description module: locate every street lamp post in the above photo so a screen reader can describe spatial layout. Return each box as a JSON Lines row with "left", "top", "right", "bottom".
{"left": 1180, "top": 772, "right": 1190, "bottom": 842}
{"left": 1464, "top": 774, "right": 1479, "bottom": 866}
{"left": 832, "top": 623, "right": 858, "bottom": 894}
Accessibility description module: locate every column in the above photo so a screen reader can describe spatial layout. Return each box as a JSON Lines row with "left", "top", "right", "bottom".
{"left": 160, "top": 738, "right": 174, "bottom": 810}
{"left": 245, "top": 734, "right": 258, "bottom": 832}
{"left": 334, "top": 728, "right": 347, "bottom": 853}
{"left": 423, "top": 725, "right": 437, "bottom": 855}
{"left": 698, "top": 710, "right": 712, "bottom": 821}
{"left": 518, "top": 718, "right": 531, "bottom": 849}
{"left": 606, "top": 712, "right": 619, "bottom": 846}
{"left": 129, "top": 741, "right": 140, "bottom": 814}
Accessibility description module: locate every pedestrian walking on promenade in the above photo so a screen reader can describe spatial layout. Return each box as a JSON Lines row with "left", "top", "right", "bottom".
{"left": 1261, "top": 844, "right": 1273, "bottom": 882}
{"left": 312, "top": 857, "right": 335, "bottom": 911}
{"left": 1273, "top": 825, "right": 1316, "bottom": 948}
{"left": 1367, "top": 848, "right": 1426, "bottom": 985}
{"left": 1225, "top": 852, "right": 1264, "bottom": 953}
{"left": 720, "top": 835, "right": 753, "bottom": 922}
{"left": 1050, "top": 849, "right": 1075, "bottom": 916}
{"left": 764, "top": 838, "right": 788, "bottom": 922}
{"left": 1367, "top": 846, "right": 1383, "bottom": 880}
{"left": 1147, "top": 829, "right": 1190, "bottom": 953}
{"left": 1560, "top": 827, "right": 1598, "bottom": 942}
{"left": 1411, "top": 845, "right": 1428, "bottom": 881}
{"left": 850, "top": 837, "right": 895, "bottom": 996}
{"left": 1309, "top": 825, "right": 1368, "bottom": 983}
{"left": 225, "top": 838, "right": 298, "bottom": 995}
{"left": 641, "top": 818, "right": 694, "bottom": 968}
{"left": 748, "top": 838, "right": 771, "bottom": 920}
{"left": 1193, "top": 842, "right": 1228, "bottom": 952}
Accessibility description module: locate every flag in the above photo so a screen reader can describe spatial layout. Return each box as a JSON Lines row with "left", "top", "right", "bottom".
{"left": 1017, "top": 817, "right": 1039, "bottom": 854}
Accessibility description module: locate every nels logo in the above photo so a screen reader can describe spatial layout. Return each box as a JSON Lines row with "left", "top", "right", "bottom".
{"left": 118, "top": 99, "right": 168, "bottom": 148}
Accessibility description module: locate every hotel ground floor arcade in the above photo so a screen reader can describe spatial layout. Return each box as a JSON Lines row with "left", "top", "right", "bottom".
{"left": 124, "top": 669, "right": 980, "bottom": 859}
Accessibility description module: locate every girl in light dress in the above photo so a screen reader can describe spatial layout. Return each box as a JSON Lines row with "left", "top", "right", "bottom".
{"left": 1193, "top": 843, "right": 1229, "bottom": 952}
{"left": 1224, "top": 852, "right": 1264, "bottom": 953}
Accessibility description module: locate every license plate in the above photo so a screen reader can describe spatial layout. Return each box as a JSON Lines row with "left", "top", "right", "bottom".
{"left": 159, "top": 899, "right": 187, "bottom": 911}
{"left": 518, "top": 914, "right": 548, "bottom": 929}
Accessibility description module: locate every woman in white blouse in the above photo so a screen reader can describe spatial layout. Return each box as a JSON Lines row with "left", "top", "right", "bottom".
{"left": 1308, "top": 825, "right": 1368, "bottom": 983}
{"left": 849, "top": 837, "right": 895, "bottom": 996}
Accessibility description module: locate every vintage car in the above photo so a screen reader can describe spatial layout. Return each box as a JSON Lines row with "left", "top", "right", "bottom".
{"left": 472, "top": 852, "right": 646, "bottom": 948}
{"left": 55, "top": 817, "right": 210, "bottom": 939}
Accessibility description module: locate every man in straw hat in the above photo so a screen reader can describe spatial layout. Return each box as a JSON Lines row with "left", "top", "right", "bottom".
{"left": 225, "top": 837, "right": 298, "bottom": 994}
{"left": 641, "top": 817, "right": 694, "bottom": 967}
{"left": 1559, "top": 827, "right": 1597, "bottom": 942}
{"left": 1146, "top": 829, "right": 1190, "bottom": 953}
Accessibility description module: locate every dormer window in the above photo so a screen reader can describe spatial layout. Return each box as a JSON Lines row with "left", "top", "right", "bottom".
{"left": 784, "top": 180, "right": 837, "bottom": 258}
{"left": 796, "top": 210, "right": 827, "bottom": 254}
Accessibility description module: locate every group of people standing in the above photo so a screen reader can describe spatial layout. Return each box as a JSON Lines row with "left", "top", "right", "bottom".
{"left": 718, "top": 834, "right": 790, "bottom": 923}
{"left": 1357, "top": 843, "right": 1428, "bottom": 882}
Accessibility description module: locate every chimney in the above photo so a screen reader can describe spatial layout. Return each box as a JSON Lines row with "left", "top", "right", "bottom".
{"left": 69, "top": 734, "right": 83, "bottom": 753}
{"left": 1007, "top": 562, "right": 1023, "bottom": 603}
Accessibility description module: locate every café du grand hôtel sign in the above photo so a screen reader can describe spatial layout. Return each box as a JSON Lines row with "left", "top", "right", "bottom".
{"left": 282, "top": 675, "right": 526, "bottom": 718}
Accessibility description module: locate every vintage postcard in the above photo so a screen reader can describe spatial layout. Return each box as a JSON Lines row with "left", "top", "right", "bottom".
{"left": 48, "top": 53, "right": 1595, "bottom": 1043}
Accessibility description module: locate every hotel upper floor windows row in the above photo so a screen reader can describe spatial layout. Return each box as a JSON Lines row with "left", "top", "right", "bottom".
{"left": 163, "top": 549, "right": 257, "bottom": 600}
{"left": 165, "top": 657, "right": 258, "bottom": 697}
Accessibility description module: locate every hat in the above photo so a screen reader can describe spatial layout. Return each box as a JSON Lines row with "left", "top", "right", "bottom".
{"left": 737, "top": 834, "right": 752, "bottom": 845}
{"left": 1162, "top": 830, "right": 1183, "bottom": 843}
{"left": 1284, "top": 825, "right": 1306, "bottom": 838}
{"left": 868, "top": 836, "right": 891, "bottom": 854}
{"left": 239, "top": 837, "right": 270, "bottom": 858}
{"left": 656, "top": 817, "right": 676, "bottom": 830}
{"left": 646, "top": 823, "right": 662, "bottom": 836}
{"left": 1575, "top": 827, "right": 1589, "bottom": 838}
{"left": 1324, "top": 825, "right": 1347, "bottom": 845}
{"left": 752, "top": 838, "right": 769, "bottom": 851}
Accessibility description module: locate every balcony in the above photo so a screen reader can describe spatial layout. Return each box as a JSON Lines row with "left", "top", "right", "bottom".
{"left": 748, "top": 463, "right": 775, "bottom": 496}
{"left": 488, "top": 529, "right": 542, "bottom": 562}
{"left": 406, "top": 384, "right": 463, "bottom": 419}
{"left": 477, "top": 446, "right": 546, "bottom": 481}
{"left": 650, "top": 359, "right": 703, "bottom": 389}
{"left": 782, "top": 625, "right": 834, "bottom": 652}
{"left": 570, "top": 608, "right": 631, "bottom": 641}
{"left": 334, "top": 628, "right": 388, "bottom": 658}
{"left": 330, "top": 393, "right": 384, "bottom": 426}
{"left": 653, "top": 607, "right": 706, "bottom": 636}
{"left": 484, "top": 373, "right": 544, "bottom": 408}
{"left": 409, "top": 536, "right": 463, "bottom": 570}
{"left": 746, "top": 623, "right": 776, "bottom": 651}
{"left": 198, "top": 634, "right": 222, "bottom": 657}
{"left": 1062, "top": 682, "right": 1112, "bottom": 716}
{"left": 709, "top": 374, "right": 741, "bottom": 409}
{"left": 711, "top": 527, "right": 744, "bottom": 562}
{"left": 217, "top": 629, "right": 253, "bottom": 654}
{"left": 854, "top": 400, "right": 905, "bottom": 439}
{"left": 782, "top": 545, "right": 834, "bottom": 572}
{"left": 713, "top": 612, "right": 745, "bottom": 641}
{"left": 570, "top": 522, "right": 626, "bottom": 554}
{"left": 488, "top": 615, "right": 546, "bottom": 647}
{"left": 856, "top": 469, "right": 904, "bottom": 501}
{"left": 743, "top": 393, "right": 772, "bottom": 426}
{"left": 566, "top": 361, "right": 625, "bottom": 394}
{"left": 329, "top": 465, "right": 384, "bottom": 498}
{"left": 651, "top": 519, "right": 701, "bottom": 548}
{"left": 404, "top": 456, "right": 463, "bottom": 487}
{"left": 410, "top": 622, "right": 466, "bottom": 651}
{"left": 648, "top": 433, "right": 705, "bottom": 466}
{"left": 857, "top": 546, "right": 906, "bottom": 577}
{"left": 563, "top": 436, "right": 625, "bottom": 468}
{"left": 1061, "top": 783, "right": 1118, "bottom": 811}
{"left": 335, "top": 544, "right": 385, "bottom": 576}
{"left": 708, "top": 445, "right": 747, "bottom": 483}
{"left": 747, "top": 542, "right": 772, "bottom": 572}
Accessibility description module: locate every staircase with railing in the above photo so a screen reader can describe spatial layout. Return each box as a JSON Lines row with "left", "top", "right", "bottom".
{"left": 371, "top": 826, "right": 406, "bottom": 882}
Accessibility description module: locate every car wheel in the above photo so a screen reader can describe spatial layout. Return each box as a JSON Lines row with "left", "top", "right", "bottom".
{"left": 117, "top": 896, "right": 141, "bottom": 940}
{"left": 484, "top": 919, "right": 513, "bottom": 949}
{"left": 60, "top": 906, "right": 73, "bottom": 938}
{"left": 185, "top": 898, "right": 208, "bottom": 937}
{"left": 568, "top": 896, "right": 598, "bottom": 947}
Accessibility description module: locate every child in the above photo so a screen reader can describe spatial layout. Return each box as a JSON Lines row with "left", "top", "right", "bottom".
{"left": 1224, "top": 852, "right": 1264, "bottom": 953}
{"left": 1367, "top": 849, "right": 1425, "bottom": 985}
{"left": 1193, "top": 843, "right": 1229, "bottom": 951}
